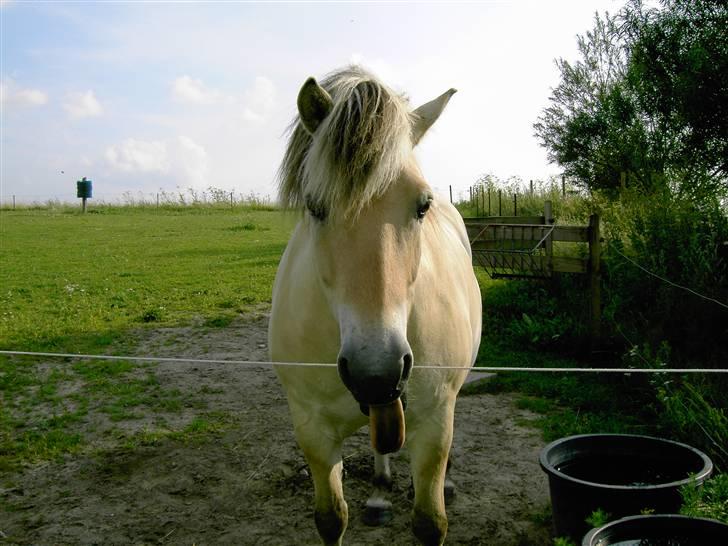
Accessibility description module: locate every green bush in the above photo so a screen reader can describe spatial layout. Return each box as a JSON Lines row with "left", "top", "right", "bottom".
{"left": 600, "top": 188, "right": 728, "bottom": 365}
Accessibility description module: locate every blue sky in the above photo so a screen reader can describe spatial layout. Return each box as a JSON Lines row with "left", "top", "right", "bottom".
{"left": 1, "top": 0, "right": 619, "bottom": 204}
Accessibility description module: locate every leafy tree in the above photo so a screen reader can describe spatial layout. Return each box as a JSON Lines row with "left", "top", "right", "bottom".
{"left": 533, "top": 11, "right": 653, "bottom": 192}
{"left": 625, "top": 0, "right": 728, "bottom": 194}
{"left": 535, "top": 0, "right": 728, "bottom": 195}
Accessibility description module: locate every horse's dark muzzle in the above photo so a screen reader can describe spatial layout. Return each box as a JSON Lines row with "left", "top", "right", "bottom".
{"left": 359, "top": 391, "right": 407, "bottom": 416}
{"left": 337, "top": 351, "right": 413, "bottom": 410}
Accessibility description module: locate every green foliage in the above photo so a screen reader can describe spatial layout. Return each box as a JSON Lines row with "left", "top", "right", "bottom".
{"left": 657, "top": 380, "right": 728, "bottom": 471}
{"left": 553, "top": 538, "right": 577, "bottom": 546}
{"left": 585, "top": 508, "right": 611, "bottom": 529}
{"left": 480, "top": 273, "right": 592, "bottom": 353}
{"left": 600, "top": 188, "right": 728, "bottom": 365}
{"left": 681, "top": 473, "right": 728, "bottom": 523}
{"left": 625, "top": 0, "right": 728, "bottom": 187}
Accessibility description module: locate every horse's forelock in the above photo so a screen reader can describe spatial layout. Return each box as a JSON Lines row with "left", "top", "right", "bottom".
{"left": 278, "top": 66, "right": 413, "bottom": 221}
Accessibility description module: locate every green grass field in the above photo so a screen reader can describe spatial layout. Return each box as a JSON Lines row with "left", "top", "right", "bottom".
{"left": 1, "top": 206, "right": 296, "bottom": 352}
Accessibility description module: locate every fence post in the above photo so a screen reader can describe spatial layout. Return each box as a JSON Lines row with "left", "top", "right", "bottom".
{"left": 488, "top": 189, "right": 491, "bottom": 216}
{"left": 13, "top": 195, "right": 16, "bottom": 210}
{"left": 230, "top": 192, "right": 234, "bottom": 209}
{"left": 562, "top": 175, "right": 566, "bottom": 197}
{"left": 156, "top": 193, "right": 159, "bottom": 208}
{"left": 530, "top": 179, "right": 533, "bottom": 195}
{"left": 544, "top": 200, "right": 553, "bottom": 272}
{"left": 498, "top": 190, "right": 502, "bottom": 216}
{"left": 469, "top": 186, "right": 473, "bottom": 205}
{"left": 588, "top": 214, "right": 602, "bottom": 343}
{"left": 449, "top": 185, "right": 452, "bottom": 204}
{"left": 514, "top": 193, "right": 517, "bottom": 216}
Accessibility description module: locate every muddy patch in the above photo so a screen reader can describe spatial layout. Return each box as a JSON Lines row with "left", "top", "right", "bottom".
{"left": 1, "top": 313, "right": 550, "bottom": 545}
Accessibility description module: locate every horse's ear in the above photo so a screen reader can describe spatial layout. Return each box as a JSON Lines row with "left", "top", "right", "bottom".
{"left": 411, "top": 88, "right": 457, "bottom": 146}
{"left": 297, "top": 77, "right": 333, "bottom": 134}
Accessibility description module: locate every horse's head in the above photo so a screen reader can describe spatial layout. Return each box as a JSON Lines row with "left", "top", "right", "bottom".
{"left": 279, "top": 67, "right": 456, "bottom": 452}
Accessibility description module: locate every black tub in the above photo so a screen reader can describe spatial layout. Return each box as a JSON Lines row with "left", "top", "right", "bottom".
{"left": 582, "top": 514, "right": 728, "bottom": 545}
{"left": 539, "top": 434, "right": 713, "bottom": 539}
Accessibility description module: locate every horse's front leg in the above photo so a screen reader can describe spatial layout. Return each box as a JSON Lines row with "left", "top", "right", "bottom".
{"left": 363, "top": 452, "right": 393, "bottom": 525}
{"left": 408, "top": 405, "right": 455, "bottom": 546}
{"left": 296, "top": 421, "right": 348, "bottom": 546}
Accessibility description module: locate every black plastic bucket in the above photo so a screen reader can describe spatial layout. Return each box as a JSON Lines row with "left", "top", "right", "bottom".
{"left": 582, "top": 514, "right": 728, "bottom": 545}
{"left": 539, "top": 434, "right": 713, "bottom": 540}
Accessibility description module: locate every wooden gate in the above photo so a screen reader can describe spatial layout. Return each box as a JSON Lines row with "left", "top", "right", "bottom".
{"left": 464, "top": 201, "right": 601, "bottom": 340}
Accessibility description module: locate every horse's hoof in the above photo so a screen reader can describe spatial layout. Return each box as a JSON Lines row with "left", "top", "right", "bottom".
{"left": 363, "top": 498, "right": 393, "bottom": 526}
{"left": 444, "top": 479, "right": 456, "bottom": 505}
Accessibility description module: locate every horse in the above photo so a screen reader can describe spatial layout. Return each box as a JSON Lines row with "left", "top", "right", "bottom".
{"left": 268, "top": 65, "right": 482, "bottom": 546}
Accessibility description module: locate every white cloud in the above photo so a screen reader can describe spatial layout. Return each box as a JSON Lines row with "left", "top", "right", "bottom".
{"left": 172, "top": 75, "right": 220, "bottom": 104}
{"left": 104, "top": 136, "right": 208, "bottom": 186}
{"left": 63, "top": 90, "right": 103, "bottom": 119}
{"left": 241, "top": 76, "right": 276, "bottom": 122}
{"left": 1, "top": 79, "right": 48, "bottom": 108}
{"left": 105, "top": 138, "right": 169, "bottom": 174}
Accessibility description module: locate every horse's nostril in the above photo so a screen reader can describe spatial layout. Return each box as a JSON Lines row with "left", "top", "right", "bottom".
{"left": 402, "top": 353, "right": 413, "bottom": 381}
{"left": 337, "top": 356, "right": 351, "bottom": 386}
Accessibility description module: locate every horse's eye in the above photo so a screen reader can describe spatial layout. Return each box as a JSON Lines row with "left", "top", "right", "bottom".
{"left": 416, "top": 199, "right": 432, "bottom": 220}
{"left": 306, "top": 196, "right": 327, "bottom": 222}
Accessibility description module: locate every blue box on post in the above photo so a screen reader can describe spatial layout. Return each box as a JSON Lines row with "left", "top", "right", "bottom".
{"left": 76, "top": 177, "right": 93, "bottom": 198}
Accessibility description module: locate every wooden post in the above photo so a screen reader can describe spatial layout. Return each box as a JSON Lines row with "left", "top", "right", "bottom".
{"left": 449, "top": 185, "right": 453, "bottom": 204}
{"left": 544, "top": 200, "right": 553, "bottom": 273}
{"left": 544, "top": 200, "right": 553, "bottom": 224}
{"left": 588, "top": 214, "right": 602, "bottom": 343}
{"left": 156, "top": 193, "right": 160, "bottom": 208}
{"left": 488, "top": 189, "right": 491, "bottom": 216}
{"left": 469, "top": 186, "right": 473, "bottom": 204}
{"left": 530, "top": 179, "right": 534, "bottom": 195}
{"left": 498, "top": 190, "right": 502, "bottom": 216}
{"left": 230, "top": 192, "right": 234, "bottom": 209}
{"left": 562, "top": 175, "right": 566, "bottom": 197}
{"left": 514, "top": 193, "right": 517, "bottom": 216}
{"left": 481, "top": 186, "right": 485, "bottom": 217}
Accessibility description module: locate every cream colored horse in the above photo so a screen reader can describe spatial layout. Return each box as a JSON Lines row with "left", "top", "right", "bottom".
{"left": 269, "top": 66, "right": 482, "bottom": 546}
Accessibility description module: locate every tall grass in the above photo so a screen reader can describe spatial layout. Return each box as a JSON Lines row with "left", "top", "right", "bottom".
{"left": 455, "top": 173, "right": 590, "bottom": 223}
{"left": 1, "top": 186, "right": 278, "bottom": 212}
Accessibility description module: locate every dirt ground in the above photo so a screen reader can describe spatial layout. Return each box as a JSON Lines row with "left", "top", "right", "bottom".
{"left": 1, "top": 312, "right": 551, "bottom": 545}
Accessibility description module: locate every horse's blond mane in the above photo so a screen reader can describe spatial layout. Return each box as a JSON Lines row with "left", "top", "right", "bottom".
{"left": 278, "top": 66, "right": 413, "bottom": 221}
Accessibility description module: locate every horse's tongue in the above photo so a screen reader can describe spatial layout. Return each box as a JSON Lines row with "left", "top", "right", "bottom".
{"left": 369, "top": 398, "right": 405, "bottom": 454}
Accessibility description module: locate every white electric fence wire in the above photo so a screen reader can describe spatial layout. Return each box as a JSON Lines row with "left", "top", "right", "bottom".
{"left": 1, "top": 350, "right": 726, "bottom": 374}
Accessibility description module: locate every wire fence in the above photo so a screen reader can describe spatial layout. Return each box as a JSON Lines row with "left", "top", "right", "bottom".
{"left": 1, "top": 350, "right": 726, "bottom": 374}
